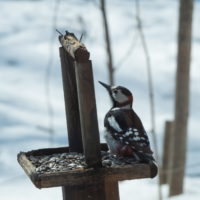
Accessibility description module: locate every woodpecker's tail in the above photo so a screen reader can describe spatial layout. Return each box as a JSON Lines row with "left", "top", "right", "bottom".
{"left": 135, "top": 151, "right": 155, "bottom": 164}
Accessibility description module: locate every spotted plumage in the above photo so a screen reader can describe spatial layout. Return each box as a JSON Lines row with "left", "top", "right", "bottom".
{"left": 99, "top": 81, "right": 154, "bottom": 162}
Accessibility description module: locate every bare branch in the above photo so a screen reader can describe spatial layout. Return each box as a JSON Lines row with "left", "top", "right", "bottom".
{"left": 115, "top": 31, "right": 139, "bottom": 71}
{"left": 44, "top": 0, "right": 61, "bottom": 145}
{"left": 100, "top": 0, "right": 114, "bottom": 85}
{"left": 169, "top": 0, "right": 193, "bottom": 196}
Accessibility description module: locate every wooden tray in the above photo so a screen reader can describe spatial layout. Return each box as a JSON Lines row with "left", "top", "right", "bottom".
{"left": 17, "top": 144, "right": 158, "bottom": 189}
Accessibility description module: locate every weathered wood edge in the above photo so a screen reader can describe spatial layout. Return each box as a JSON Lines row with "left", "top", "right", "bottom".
{"left": 25, "top": 143, "right": 108, "bottom": 157}
{"left": 17, "top": 152, "right": 41, "bottom": 188}
{"left": 18, "top": 145, "right": 158, "bottom": 189}
{"left": 38, "top": 163, "right": 155, "bottom": 188}
{"left": 58, "top": 32, "right": 90, "bottom": 62}
{"left": 59, "top": 47, "right": 83, "bottom": 153}
{"left": 75, "top": 61, "right": 102, "bottom": 167}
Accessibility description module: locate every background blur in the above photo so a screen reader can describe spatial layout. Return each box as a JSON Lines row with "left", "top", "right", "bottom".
{"left": 0, "top": 0, "right": 200, "bottom": 199}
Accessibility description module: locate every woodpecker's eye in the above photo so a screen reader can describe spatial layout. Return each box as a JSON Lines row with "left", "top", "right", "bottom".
{"left": 113, "top": 90, "right": 118, "bottom": 94}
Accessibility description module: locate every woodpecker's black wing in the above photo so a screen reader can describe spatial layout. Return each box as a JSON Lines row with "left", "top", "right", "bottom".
{"left": 104, "top": 108, "right": 153, "bottom": 157}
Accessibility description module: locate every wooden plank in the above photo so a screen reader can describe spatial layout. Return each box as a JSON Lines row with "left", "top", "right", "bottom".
{"left": 18, "top": 146, "right": 157, "bottom": 189}
{"left": 59, "top": 33, "right": 118, "bottom": 200}
{"left": 25, "top": 144, "right": 108, "bottom": 157}
{"left": 17, "top": 153, "right": 36, "bottom": 175}
{"left": 62, "top": 177, "right": 106, "bottom": 200}
{"left": 75, "top": 61, "right": 102, "bottom": 168}
{"left": 19, "top": 159, "right": 157, "bottom": 189}
{"left": 39, "top": 163, "right": 156, "bottom": 188}
{"left": 59, "top": 47, "right": 83, "bottom": 153}
{"left": 104, "top": 179, "right": 120, "bottom": 200}
{"left": 62, "top": 179, "right": 119, "bottom": 200}
{"left": 58, "top": 32, "right": 90, "bottom": 62}
{"left": 169, "top": 0, "right": 193, "bottom": 196}
{"left": 63, "top": 176, "right": 120, "bottom": 200}
{"left": 17, "top": 152, "right": 41, "bottom": 188}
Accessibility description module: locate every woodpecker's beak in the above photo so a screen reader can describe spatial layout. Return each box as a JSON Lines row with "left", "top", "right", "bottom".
{"left": 98, "top": 81, "right": 111, "bottom": 92}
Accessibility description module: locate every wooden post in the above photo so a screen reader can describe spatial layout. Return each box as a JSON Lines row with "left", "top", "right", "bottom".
{"left": 60, "top": 46, "right": 86, "bottom": 199}
{"left": 74, "top": 60, "right": 120, "bottom": 200}
{"left": 62, "top": 178, "right": 119, "bottom": 200}
{"left": 75, "top": 61, "right": 101, "bottom": 167}
{"left": 104, "top": 179, "right": 120, "bottom": 200}
{"left": 160, "top": 121, "right": 174, "bottom": 185}
{"left": 169, "top": 0, "right": 193, "bottom": 196}
{"left": 58, "top": 32, "right": 90, "bottom": 63}
{"left": 62, "top": 179, "right": 106, "bottom": 200}
{"left": 17, "top": 31, "right": 157, "bottom": 200}
{"left": 59, "top": 32, "right": 119, "bottom": 200}
{"left": 59, "top": 47, "right": 83, "bottom": 153}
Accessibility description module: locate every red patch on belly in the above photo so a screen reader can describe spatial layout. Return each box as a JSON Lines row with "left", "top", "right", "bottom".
{"left": 117, "top": 145, "right": 134, "bottom": 157}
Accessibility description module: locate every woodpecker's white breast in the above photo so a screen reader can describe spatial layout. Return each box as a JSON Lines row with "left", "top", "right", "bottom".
{"left": 107, "top": 116, "right": 122, "bottom": 132}
{"left": 104, "top": 129, "right": 122, "bottom": 154}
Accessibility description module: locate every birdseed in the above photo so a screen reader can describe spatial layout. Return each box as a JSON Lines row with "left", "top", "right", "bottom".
{"left": 28, "top": 151, "right": 138, "bottom": 174}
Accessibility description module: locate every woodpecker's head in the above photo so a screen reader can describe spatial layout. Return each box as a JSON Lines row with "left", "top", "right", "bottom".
{"left": 99, "top": 81, "right": 133, "bottom": 108}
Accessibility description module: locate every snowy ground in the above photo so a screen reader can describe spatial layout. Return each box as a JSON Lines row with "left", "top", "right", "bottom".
{"left": 0, "top": 0, "right": 200, "bottom": 199}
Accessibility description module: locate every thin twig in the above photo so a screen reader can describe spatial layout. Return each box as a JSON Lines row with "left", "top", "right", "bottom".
{"left": 79, "top": 33, "right": 84, "bottom": 42}
{"left": 100, "top": 0, "right": 114, "bottom": 85}
{"left": 135, "top": 1, "right": 162, "bottom": 200}
{"left": 56, "top": 28, "right": 63, "bottom": 36}
{"left": 115, "top": 31, "right": 139, "bottom": 70}
{"left": 44, "top": 0, "right": 61, "bottom": 146}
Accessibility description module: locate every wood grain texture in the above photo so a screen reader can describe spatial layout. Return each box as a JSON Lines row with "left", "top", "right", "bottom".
{"left": 25, "top": 144, "right": 108, "bottom": 157}
{"left": 59, "top": 34, "right": 89, "bottom": 62}
{"left": 62, "top": 177, "right": 106, "bottom": 200}
{"left": 63, "top": 178, "right": 120, "bottom": 200}
{"left": 169, "top": 0, "right": 193, "bottom": 196}
{"left": 75, "top": 61, "right": 102, "bottom": 168}
{"left": 30, "top": 164, "right": 156, "bottom": 189}
{"left": 104, "top": 179, "right": 120, "bottom": 200}
{"left": 17, "top": 152, "right": 41, "bottom": 188}
{"left": 17, "top": 148, "right": 157, "bottom": 189}
{"left": 59, "top": 47, "right": 83, "bottom": 153}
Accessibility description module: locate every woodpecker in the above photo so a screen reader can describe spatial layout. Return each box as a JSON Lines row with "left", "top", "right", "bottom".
{"left": 99, "top": 81, "right": 154, "bottom": 162}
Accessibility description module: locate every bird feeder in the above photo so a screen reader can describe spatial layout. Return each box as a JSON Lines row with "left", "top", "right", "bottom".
{"left": 17, "top": 31, "right": 157, "bottom": 200}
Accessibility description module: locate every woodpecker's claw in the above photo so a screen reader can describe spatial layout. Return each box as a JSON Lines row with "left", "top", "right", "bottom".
{"left": 98, "top": 81, "right": 111, "bottom": 92}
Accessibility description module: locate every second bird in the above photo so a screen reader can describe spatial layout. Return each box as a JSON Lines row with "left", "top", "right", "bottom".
{"left": 99, "top": 81, "right": 154, "bottom": 163}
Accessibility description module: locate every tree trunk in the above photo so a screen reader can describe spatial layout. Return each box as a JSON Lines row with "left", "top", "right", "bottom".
{"left": 169, "top": 0, "right": 193, "bottom": 196}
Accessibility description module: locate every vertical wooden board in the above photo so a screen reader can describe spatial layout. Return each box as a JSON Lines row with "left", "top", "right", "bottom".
{"left": 62, "top": 178, "right": 119, "bottom": 200}
{"left": 75, "top": 61, "right": 101, "bottom": 167}
{"left": 104, "top": 180, "right": 120, "bottom": 200}
{"left": 59, "top": 47, "right": 83, "bottom": 153}
{"left": 169, "top": 0, "right": 193, "bottom": 196}
{"left": 58, "top": 34, "right": 90, "bottom": 62}
{"left": 62, "top": 178, "right": 106, "bottom": 200}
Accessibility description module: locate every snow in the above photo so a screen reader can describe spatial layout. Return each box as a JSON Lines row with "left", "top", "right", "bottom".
{"left": 0, "top": 0, "right": 200, "bottom": 199}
